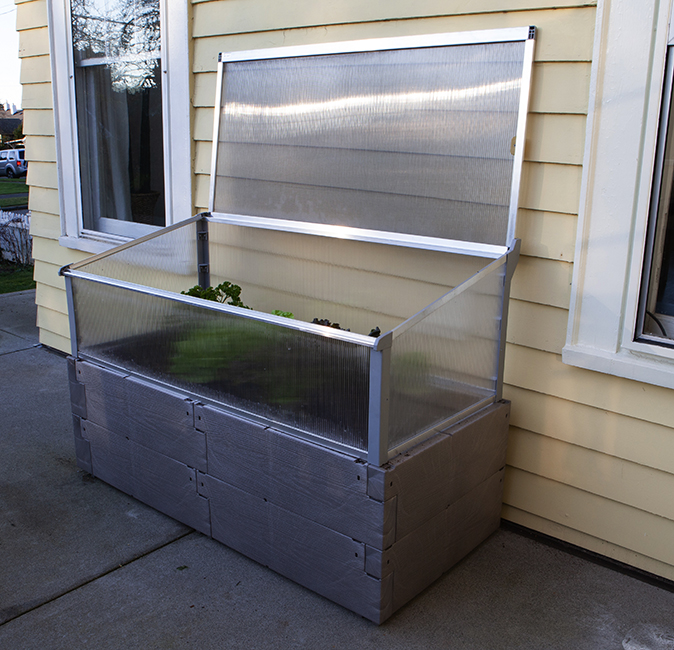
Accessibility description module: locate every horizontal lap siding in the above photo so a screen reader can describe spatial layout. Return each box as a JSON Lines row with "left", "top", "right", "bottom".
{"left": 17, "top": 1, "right": 68, "bottom": 351}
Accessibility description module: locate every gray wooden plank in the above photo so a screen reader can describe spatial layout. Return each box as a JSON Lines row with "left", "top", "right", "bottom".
{"left": 371, "top": 468, "right": 504, "bottom": 615}
{"left": 205, "top": 474, "right": 272, "bottom": 567}
{"left": 443, "top": 401, "right": 510, "bottom": 505}
{"left": 200, "top": 400, "right": 395, "bottom": 549}
{"left": 204, "top": 473, "right": 391, "bottom": 623}
{"left": 198, "top": 403, "right": 268, "bottom": 491}
{"left": 69, "top": 380, "right": 87, "bottom": 418}
{"left": 445, "top": 468, "right": 504, "bottom": 568}
{"left": 382, "top": 401, "right": 510, "bottom": 539}
{"left": 76, "top": 360, "right": 130, "bottom": 436}
{"left": 126, "top": 376, "right": 206, "bottom": 472}
{"left": 66, "top": 356, "right": 77, "bottom": 383}
{"left": 80, "top": 419, "right": 134, "bottom": 496}
{"left": 267, "top": 428, "right": 395, "bottom": 549}
{"left": 387, "top": 508, "right": 450, "bottom": 612}
{"left": 132, "top": 442, "right": 211, "bottom": 536}
{"left": 72, "top": 414, "right": 92, "bottom": 474}
{"left": 268, "top": 503, "right": 390, "bottom": 624}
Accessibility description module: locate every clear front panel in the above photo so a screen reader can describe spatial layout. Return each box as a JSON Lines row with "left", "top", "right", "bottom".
{"left": 71, "top": 277, "right": 371, "bottom": 450}
{"left": 387, "top": 260, "right": 506, "bottom": 449}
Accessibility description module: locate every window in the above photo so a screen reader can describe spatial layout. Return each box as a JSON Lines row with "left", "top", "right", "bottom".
{"left": 48, "top": 0, "right": 192, "bottom": 252}
{"left": 638, "top": 49, "right": 674, "bottom": 344}
{"left": 563, "top": 0, "right": 674, "bottom": 389}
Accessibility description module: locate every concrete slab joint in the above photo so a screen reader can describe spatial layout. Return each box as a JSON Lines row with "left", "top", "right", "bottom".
{"left": 68, "top": 357, "right": 510, "bottom": 624}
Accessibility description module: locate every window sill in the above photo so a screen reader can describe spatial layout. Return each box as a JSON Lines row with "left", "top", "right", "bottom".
{"left": 59, "top": 233, "right": 130, "bottom": 255}
{"left": 562, "top": 343, "right": 674, "bottom": 390}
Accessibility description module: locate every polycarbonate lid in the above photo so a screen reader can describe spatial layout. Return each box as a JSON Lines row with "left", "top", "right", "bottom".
{"left": 209, "top": 27, "right": 535, "bottom": 256}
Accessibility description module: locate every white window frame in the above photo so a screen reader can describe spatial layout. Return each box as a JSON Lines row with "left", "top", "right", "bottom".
{"left": 48, "top": 0, "right": 193, "bottom": 254}
{"left": 563, "top": 0, "right": 674, "bottom": 390}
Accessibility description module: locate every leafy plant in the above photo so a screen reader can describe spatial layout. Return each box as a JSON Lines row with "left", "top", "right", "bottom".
{"left": 271, "top": 309, "right": 294, "bottom": 319}
{"left": 311, "top": 317, "right": 349, "bottom": 332}
{"left": 181, "top": 281, "right": 250, "bottom": 309}
{"left": 181, "top": 281, "right": 381, "bottom": 337}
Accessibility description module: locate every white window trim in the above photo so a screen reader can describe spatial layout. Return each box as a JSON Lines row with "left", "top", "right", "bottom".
{"left": 563, "top": 0, "right": 674, "bottom": 390}
{"left": 48, "top": 0, "right": 193, "bottom": 254}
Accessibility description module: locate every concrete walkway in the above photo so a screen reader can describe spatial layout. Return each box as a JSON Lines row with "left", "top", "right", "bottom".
{"left": 1, "top": 290, "right": 674, "bottom": 649}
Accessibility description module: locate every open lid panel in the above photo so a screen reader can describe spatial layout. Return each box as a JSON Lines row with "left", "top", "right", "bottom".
{"left": 209, "top": 27, "right": 535, "bottom": 258}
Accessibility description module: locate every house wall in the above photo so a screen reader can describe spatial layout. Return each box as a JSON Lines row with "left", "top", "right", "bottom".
{"left": 18, "top": 0, "right": 90, "bottom": 352}
{"left": 20, "top": 0, "right": 674, "bottom": 582}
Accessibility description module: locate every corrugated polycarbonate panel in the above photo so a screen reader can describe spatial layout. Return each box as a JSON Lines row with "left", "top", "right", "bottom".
{"left": 75, "top": 220, "right": 199, "bottom": 292}
{"left": 71, "top": 277, "right": 371, "bottom": 450}
{"left": 213, "top": 40, "right": 526, "bottom": 246}
{"left": 387, "top": 259, "right": 506, "bottom": 449}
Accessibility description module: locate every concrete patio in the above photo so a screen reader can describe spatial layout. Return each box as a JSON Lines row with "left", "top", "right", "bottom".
{"left": 1, "top": 288, "right": 673, "bottom": 649}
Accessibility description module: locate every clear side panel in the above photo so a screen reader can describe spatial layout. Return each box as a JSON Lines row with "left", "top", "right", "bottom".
{"left": 71, "top": 277, "right": 370, "bottom": 450}
{"left": 387, "top": 260, "right": 506, "bottom": 449}
{"left": 76, "top": 220, "right": 198, "bottom": 291}
{"left": 213, "top": 41, "right": 525, "bottom": 246}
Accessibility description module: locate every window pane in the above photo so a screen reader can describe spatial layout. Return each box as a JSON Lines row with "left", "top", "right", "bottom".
{"left": 71, "top": 0, "right": 165, "bottom": 232}
{"left": 72, "top": 0, "right": 160, "bottom": 61}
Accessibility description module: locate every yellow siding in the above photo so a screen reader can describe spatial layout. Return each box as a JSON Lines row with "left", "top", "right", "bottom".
{"left": 36, "top": 281, "right": 69, "bottom": 314}
{"left": 17, "top": 1, "right": 64, "bottom": 353}
{"left": 17, "top": 26, "right": 49, "bottom": 57}
{"left": 35, "top": 304, "right": 70, "bottom": 340}
{"left": 192, "top": 1, "right": 595, "bottom": 62}
{"left": 502, "top": 506, "right": 674, "bottom": 582}
{"left": 524, "top": 114, "right": 586, "bottom": 165}
{"left": 20, "top": 82, "right": 52, "bottom": 110}
{"left": 505, "top": 345, "right": 674, "bottom": 427}
{"left": 38, "top": 328, "right": 72, "bottom": 353}
{"left": 507, "top": 427, "right": 674, "bottom": 522}
{"left": 506, "top": 300, "right": 568, "bottom": 354}
{"left": 29, "top": 210, "right": 62, "bottom": 240}
{"left": 503, "top": 467, "right": 674, "bottom": 570}
{"left": 24, "top": 135, "right": 56, "bottom": 163}
{"left": 28, "top": 186, "right": 60, "bottom": 215}
{"left": 23, "top": 0, "right": 674, "bottom": 583}
{"left": 23, "top": 109, "right": 55, "bottom": 137}
{"left": 26, "top": 162, "right": 58, "bottom": 190}
{"left": 504, "top": 385, "right": 674, "bottom": 475}
{"left": 516, "top": 210, "right": 577, "bottom": 261}
{"left": 510, "top": 256, "right": 573, "bottom": 309}
{"left": 19, "top": 54, "right": 51, "bottom": 84}
{"left": 530, "top": 62, "right": 592, "bottom": 114}
{"left": 33, "top": 259, "right": 67, "bottom": 291}
{"left": 15, "top": 0, "right": 47, "bottom": 29}
{"left": 520, "top": 162, "right": 583, "bottom": 214}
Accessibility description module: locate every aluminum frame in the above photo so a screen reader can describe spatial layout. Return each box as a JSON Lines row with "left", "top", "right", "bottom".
{"left": 210, "top": 26, "right": 536, "bottom": 254}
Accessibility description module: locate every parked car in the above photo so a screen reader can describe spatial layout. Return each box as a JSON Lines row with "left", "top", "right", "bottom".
{"left": 0, "top": 149, "right": 27, "bottom": 178}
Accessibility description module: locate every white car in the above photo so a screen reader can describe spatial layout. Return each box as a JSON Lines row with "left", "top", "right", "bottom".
{"left": 0, "top": 149, "right": 27, "bottom": 178}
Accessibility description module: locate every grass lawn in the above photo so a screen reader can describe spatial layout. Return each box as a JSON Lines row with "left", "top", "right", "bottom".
{"left": 0, "top": 177, "right": 29, "bottom": 210}
{"left": 0, "top": 177, "right": 27, "bottom": 195}
{"left": 0, "top": 197, "right": 28, "bottom": 209}
{"left": 0, "top": 262, "right": 35, "bottom": 294}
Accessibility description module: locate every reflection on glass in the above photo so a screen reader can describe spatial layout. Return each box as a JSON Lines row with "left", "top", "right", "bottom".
{"left": 71, "top": 0, "right": 165, "bottom": 232}
{"left": 215, "top": 42, "right": 525, "bottom": 246}
{"left": 72, "top": 0, "right": 160, "bottom": 91}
